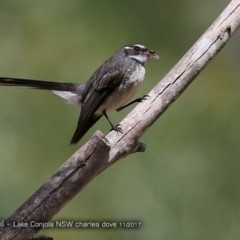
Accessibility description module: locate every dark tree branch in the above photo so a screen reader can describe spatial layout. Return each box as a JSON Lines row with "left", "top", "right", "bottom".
{"left": 0, "top": 0, "right": 240, "bottom": 239}
{"left": 30, "top": 234, "right": 53, "bottom": 240}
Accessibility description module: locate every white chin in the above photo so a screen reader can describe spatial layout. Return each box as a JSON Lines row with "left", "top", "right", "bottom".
{"left": 130, "top": 54, "right": 148, "bottom": 64}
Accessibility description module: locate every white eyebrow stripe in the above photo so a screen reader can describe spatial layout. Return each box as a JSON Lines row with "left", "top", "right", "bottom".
{"left": 124, "top": 46, "right": 132, "bottom": 50}
{"left": 134, "top": 44, "right": 145, "bottom": 49}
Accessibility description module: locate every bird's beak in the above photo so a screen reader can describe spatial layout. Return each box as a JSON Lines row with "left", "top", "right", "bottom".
{"left": 146, "top": 49, "right": 159, "bottom": 59}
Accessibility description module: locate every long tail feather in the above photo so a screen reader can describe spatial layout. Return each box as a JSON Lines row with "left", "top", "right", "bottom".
{"left": 0, "top": 77, "right": 78, "bottom": 92}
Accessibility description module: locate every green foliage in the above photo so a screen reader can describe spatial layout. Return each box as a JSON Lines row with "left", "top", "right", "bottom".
{"left": 0, "top": 1, "right": 239, "bottom": 239}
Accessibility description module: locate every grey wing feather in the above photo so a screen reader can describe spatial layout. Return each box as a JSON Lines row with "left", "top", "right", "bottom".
{"left": 70, "top": 68, "right": 124, "bottom": 144}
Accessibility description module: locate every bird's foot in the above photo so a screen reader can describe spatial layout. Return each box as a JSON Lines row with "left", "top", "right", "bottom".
{"left": 137, "top": 94, "right": 150, "bottom": 102}
{"left": 110, "top": 124, "right": 123, "bottom": 133}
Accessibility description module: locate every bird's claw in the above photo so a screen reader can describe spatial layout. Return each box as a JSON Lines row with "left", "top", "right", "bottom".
{"left": 138, "top": 94, "right": 150, "bottom": 102}
{"left": 110, "top": 124, "right": 123, "bottom": 134}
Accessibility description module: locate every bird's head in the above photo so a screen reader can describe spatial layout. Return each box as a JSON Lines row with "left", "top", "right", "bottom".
{"left": 123, "top": 44, "right": 159, "bottom": 65}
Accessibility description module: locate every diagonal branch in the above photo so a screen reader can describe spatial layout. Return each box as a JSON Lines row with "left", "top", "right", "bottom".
{"left": 1, "top": 0, "right": 240, "bottom": 239}
{"left": 105, "top": 0, "right": 240, "bottom": 165}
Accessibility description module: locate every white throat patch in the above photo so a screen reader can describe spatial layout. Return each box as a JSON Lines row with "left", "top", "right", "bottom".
{"left": 130, "top": 54, "right": 148, "bottom": 64}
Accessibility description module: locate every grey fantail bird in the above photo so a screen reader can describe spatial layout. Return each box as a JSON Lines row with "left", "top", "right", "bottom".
{"left": 0, "top": 44, "right": 159, "bottom": 145}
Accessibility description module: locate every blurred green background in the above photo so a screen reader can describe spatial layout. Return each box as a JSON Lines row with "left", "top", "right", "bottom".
{"left": 0, "top": 0, "right": 240, "bottom": 239}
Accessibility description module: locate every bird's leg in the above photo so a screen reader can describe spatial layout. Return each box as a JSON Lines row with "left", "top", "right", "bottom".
{"left": 116, "top": 94, "right": 150, "bottom": 112}
{"left": 103, "top": 112, "right": 123, "bottom": 133}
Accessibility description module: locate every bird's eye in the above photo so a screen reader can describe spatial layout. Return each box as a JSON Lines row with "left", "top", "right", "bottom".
{"left": 134, "top": 46, "right": 140, "bottom": 51}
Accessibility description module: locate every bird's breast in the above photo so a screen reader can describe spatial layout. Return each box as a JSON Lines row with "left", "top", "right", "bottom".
{"left": 96, "top": 64, "right": 145, "bottom": 114}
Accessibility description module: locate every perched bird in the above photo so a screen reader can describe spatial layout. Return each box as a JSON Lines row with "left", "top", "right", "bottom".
{"left": 0, "top": 44, "right": 159, "bottom": 145}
